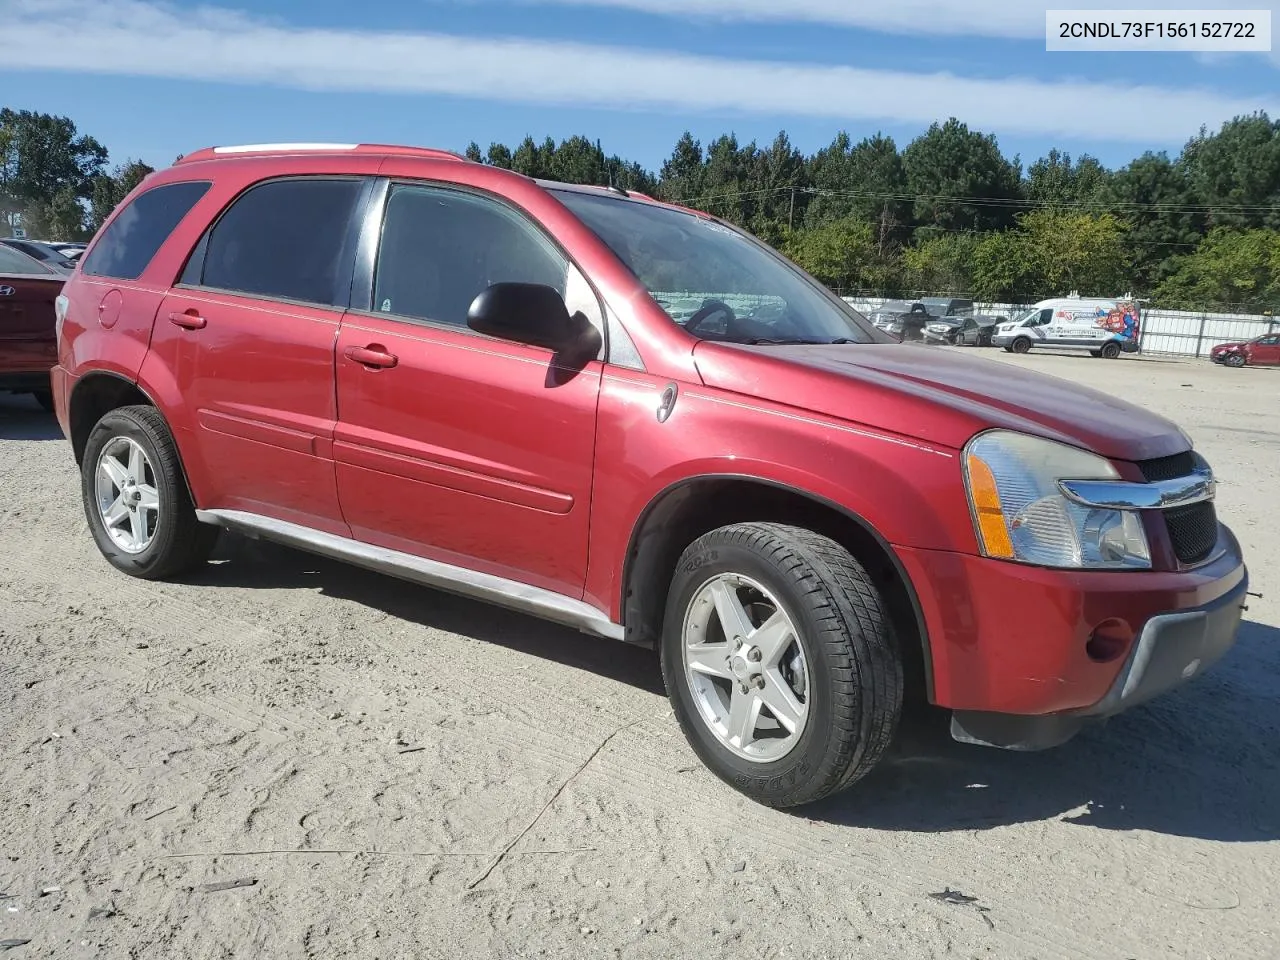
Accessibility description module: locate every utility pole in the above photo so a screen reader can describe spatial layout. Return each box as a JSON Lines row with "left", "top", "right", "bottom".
{"left": 789, "top": 187, "right": 796, "bottom": 230}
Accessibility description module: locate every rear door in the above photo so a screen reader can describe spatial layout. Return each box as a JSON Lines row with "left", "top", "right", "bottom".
{"left": 333, "top": 180, "right": 605, "bottom": 598}
{"left": 152, "top": 175, "right": 372, "bottom": 535}
{"left": 0, "top": 246, "right": 61, "bottom": 375}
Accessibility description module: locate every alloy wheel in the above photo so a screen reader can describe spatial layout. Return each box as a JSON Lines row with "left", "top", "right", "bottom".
{"left": 95, "top": 436, "right": 160, "bottom": 554}
{"left": 681, "top": 573, "right": 811, "bottom": 763}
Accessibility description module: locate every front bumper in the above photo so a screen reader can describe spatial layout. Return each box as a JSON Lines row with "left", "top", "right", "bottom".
{"left": 991, "top": 333, "right": 1015, "bottom": 347}
{"left": 950, "top": 574, "right": 1247, "bottom": 749}
{"left": 895, "top": 523, "right": 1249, "bottom": 748}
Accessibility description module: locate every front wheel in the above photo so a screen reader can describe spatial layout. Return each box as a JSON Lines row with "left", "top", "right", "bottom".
{"left": 1224, "top": 353, "right": 1246, "bottom": 368}
{"left": 81, "top": 405, "right": 219, "bottom": 580}
{"left": 661, "top": 522, "right": 903, "bottom": 808}
{"left": 1010, "top": 337, "right": 1032, "bottom": 354}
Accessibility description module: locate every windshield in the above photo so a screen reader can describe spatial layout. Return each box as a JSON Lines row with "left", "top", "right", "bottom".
{"left": 552, "top": 189, "right": 880, "bottom": 345}
{"left": 1010, "top": 308, "right": 1040, "bottom": 325}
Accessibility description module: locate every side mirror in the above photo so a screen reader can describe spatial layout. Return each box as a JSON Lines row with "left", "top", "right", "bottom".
{"left": 467, "top": 282, "right": 578, "bottom": 351}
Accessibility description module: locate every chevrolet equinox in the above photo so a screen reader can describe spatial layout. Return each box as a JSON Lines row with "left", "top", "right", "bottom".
{"left": 50, "top": 142, "right": 1249, "bottom": 808}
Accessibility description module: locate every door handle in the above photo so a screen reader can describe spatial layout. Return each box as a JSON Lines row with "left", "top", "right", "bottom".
{"left": 169, "top": 310, "right": 207, "bottom": 330}
{"left": 344, "top": 344, "right": 398, "bottom": 369}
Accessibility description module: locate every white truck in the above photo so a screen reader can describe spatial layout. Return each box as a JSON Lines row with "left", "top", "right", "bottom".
{"left": 991, "top": 296, "right": 1142, "bottom": 359}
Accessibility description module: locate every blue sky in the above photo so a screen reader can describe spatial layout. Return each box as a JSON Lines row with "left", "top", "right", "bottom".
{"left": 3, "top": 0, "right": 1279, "bottom": 175}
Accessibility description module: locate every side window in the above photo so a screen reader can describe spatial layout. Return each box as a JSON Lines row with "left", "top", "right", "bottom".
{"left": 372, "top": 184, "right": 599, "bottom": 334}
{"left": 81, "top": 180, "right": 211, "bottom": 281}
{"left": 0, "top": 246, "right": 56, "bottom": 276}
{"left": 189, "top": 177, "right": 364, "bottom": 307}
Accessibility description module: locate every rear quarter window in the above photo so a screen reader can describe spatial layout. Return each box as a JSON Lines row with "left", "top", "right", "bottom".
{"left": 81, "top": 180, "right": 212, "bottom": 281}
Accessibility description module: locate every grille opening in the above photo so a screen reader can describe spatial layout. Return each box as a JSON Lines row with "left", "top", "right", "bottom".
{"left": 1136, "top": 451, "right": 1197, "bottom": 483}
{"left": 1164, "top": 501, "right": 1218, "bottom": 565}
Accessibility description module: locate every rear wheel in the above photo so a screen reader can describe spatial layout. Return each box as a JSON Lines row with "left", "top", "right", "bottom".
{"left": 661, "top": 522, "right": 903, "bottom": 808}
{"left": 31, "top": 388, "right": 54, "bottom": 412}
{"left": 1100, "top": 341, "right": 1122, "bottom": 359}
{"left": 81, "top": 405, "right": 219, "bottom": 580}
{"left": 1011, "top": 337, "right": 1032, "bottom": 354}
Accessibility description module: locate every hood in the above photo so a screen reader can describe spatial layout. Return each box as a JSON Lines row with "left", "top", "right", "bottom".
{"left": 1211, "top": 341, "right": 1245, "bottom": 352}
{"left": 692, "top": 341, "right": 1190, "bottom": 462}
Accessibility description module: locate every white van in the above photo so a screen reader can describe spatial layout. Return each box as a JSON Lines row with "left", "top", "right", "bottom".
{"left": 991, "top": 297, "right": 1142, "bottom": 359}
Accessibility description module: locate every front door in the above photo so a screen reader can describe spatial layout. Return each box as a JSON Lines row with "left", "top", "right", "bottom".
{"left": 333, "top": 182, "right": 604, "bottom": 598}
{"left": 150, "top": 175, "right": 370, "bottom": 535}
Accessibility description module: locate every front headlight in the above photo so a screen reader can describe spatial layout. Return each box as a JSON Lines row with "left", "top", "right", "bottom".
{"left": 963, "top": 430, "right": 1151, "bottom": 569}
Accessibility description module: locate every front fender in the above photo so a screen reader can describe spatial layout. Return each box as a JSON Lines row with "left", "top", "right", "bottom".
{"left": 583, "top": 370, "right": 977, "bottom": 619}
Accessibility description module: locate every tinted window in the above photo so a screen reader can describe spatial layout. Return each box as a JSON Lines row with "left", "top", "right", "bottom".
{"left": 0, "top": 246, "right": 57, "bottom": 275}
{"left": 194, "top": 178, "right": 364, "bottom": 307}
{"left": 82, "top": 180, "right": 211, "bottom": 281}
{"left": 373, "top": 185, "right": 569, "bottom": 328}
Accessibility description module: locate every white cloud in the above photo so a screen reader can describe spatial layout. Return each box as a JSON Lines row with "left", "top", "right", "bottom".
{"left": 0, "top": 0, "right": 1274, "bottom": 143}
{"left": 492, "top": 0, "right": 1048, "bottom": 38}
{"left": 448, "top": 0, "right": 1263, "bottom": 39}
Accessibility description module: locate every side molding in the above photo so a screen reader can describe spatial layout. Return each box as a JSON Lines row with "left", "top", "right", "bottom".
{"left": 196, "top": 509, "right": 625, "bottom": 641}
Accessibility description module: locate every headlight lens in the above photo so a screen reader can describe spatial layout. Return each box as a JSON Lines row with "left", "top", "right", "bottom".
{"left": 964, "top": 431, "right": 1151, "bottom": 569}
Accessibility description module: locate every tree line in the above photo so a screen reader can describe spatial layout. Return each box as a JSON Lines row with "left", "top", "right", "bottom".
{"left": 5, "top": 105, "right": 1280, "bottom": 313}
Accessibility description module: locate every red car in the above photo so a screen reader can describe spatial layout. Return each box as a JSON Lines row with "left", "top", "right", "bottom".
{"left": 0, "top": 242, "right": 64, "bottom": 410}
{"left": 1210, "top": 333, "right": 1280, "bottom": 367}
{"left": 51, "top": 143, "right": 1248, "bottom": 808}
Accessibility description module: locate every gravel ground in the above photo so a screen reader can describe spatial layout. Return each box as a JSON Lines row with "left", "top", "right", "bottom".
{"left": 1, "top": 349, "right": 1276, "bottom": 960}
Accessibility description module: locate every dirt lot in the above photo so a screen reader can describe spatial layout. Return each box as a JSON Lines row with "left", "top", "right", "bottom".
{"left": 1, "top": 350, "right": 1276, "bottom": 960}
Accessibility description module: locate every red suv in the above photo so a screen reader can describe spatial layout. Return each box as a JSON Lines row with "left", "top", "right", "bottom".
{"left": 52, "top": 143, "right": 1249, "bottom": 808}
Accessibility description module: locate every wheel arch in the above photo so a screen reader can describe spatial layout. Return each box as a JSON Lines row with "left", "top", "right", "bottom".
{"left": 68, "top": 372, "right": 204, "bottom": 508}
{"left": 69, "top": 372, "right": 157, "bottom": 465}
{"left": 620, "top": 474, "right": 936, "bottom": 703}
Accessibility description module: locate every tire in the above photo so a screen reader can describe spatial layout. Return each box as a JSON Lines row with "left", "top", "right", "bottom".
{"left": 1010, "top": 337, "right": 1032, "bottom": 354}
{"left": 660, "top": 522, "right": 903, "bottom": 808}
{"left": 81, "top": 404, "right": 218, "bottom": 580}
{"left": 1100, "top": 341, "right": 1121, "bottom": 359}
{"left": 1224, "top": 353, "right": 1246, "bottom": 368}
{"left": 31, "top": 388, "right": 55, "bottom": 412}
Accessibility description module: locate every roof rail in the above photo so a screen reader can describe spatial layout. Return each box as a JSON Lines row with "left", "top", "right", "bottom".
{"left": 174, "top": 142, "right": 470, "bottom": 165}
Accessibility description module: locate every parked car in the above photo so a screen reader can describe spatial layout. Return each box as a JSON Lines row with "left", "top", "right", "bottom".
{"left": 871, "top": 301, "right": 933, "bottom": 341}
{"left": 1209, "top": 334, "right": 1280, "bottom": 367}
{"left": 958, "top": 314, "right": 1004, "bottom": 347}
{"left": 52, "top": 143, "right": 1248, "bottom": 809}
{"left": 922, "top": 316, "right": 962, "bottom": 344}
{"left": 0, "top": 238, "right": 78, "bottom": 273}
{"left": 923, "top": 314, "right": 1003, "bottom": 346}
{"left": 0, "top": 243, "right": 64, "bottom": 410}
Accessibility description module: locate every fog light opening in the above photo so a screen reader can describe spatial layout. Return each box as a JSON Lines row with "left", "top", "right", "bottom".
{"left": 1086, "top": 619, "right": 1133, "bottom": 664}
